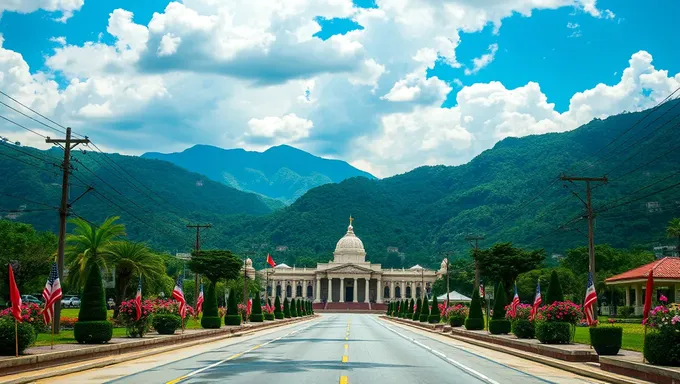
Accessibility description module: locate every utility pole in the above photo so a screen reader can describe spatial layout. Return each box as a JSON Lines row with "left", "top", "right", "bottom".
{"left": 465, "top": 235, "right": 485, "bottom": 290}
{"left": 439, "top": 251, "right": 454, "bottom": 306}
{"left": 46, "top": 127, "right": 89, "bottom": 333}
{"left": 560, "top": 175, "right": 608, "bottom": 318}
{"left": 186, "top": 224, "right": 212, "bottom": 307}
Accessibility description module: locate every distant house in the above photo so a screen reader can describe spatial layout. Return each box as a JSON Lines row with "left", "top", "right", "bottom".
{"left": 646, "top": 201, "right": 662, "bottom": 213}
{"left": 387, "top": 246, "right": 399, "bottom": 253}
{"left": 195, "top": 180, "right": 203, "bottom": 187}
{"left": 276, "top": 245, "right": 288, "bottom": 252}
{"left": 653, "top": 246, "right": 679, "bottom": 258}
{"left": 551, "top": 254, "right": 564, "bottom": 261}
{"left": 175, "top": 252, "right": 192, "bottom": 260}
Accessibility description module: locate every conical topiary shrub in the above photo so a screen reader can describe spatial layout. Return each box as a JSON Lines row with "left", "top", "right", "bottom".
{"left": 394, "top": 301, "right": 400, "bottom": 317}
{"left": 408, "top": 298, "right": 415, "bottom": 319}
{"left": 419, "top": 296, "right": 430, "bottom": 322}
{"left": 74, "top": 265, "right": 113, "bottom": 343}
{"left": 399, "top": 300, "right": 406, "bottom": 318}
{"left": 412, "top": 298, "right": 422, "bottom": 321}
{"left": 274, "top": 296, "right": 284, "bottom": 319}
{"left": 546, "top": 271, "right": 564, "bottom": 305}
{"left": 264, "top": 297, "right": 275, "bottom": 321}
{"left": 297, "top": 298, "right": 304, "bottom": 316}
{"left": 489, "top": 282, "right": 511, "bottom": 334}
{"left": 225, "top": 288, "right": 242, "bottom": 326}
{"left": 387, "top": 302, "right": 393, "bottom": 316}
{"left": 428, "top": 294, "right": 440, "bottom": 323}
{"left": 201, "top": 281, "right": 221, "bottom": 329}
{"left": 465, "top": 289, "right": 484, "bottom": 330}
{"left": 310, "top": 300, "right": 315, "bottom": 315}
{"left": 283, "top": 298, "right": 291, "bottom": 318}
{"left": 290, "top": 298, "right": 298, "bottom": 317}
{"left": 250, "top": 294, "right": 264, "bottom": 322}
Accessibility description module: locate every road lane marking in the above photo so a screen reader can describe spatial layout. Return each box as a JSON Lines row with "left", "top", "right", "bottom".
{"left": 339, "top": 376, "right": 348, "bottom": 384}
{"left": 342, "top": 355, "right": 349, "bottom": 363}
{"left": 163, "top": 320, "right": 319, "bottom": 384}
{"left": 373, "top": 318, "right": 500, "bottom": 384}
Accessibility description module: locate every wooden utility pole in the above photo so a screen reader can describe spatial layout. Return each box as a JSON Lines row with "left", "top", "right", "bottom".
{"left": 465, "top": 235, "right": 485, "bottom": 290}
{"left": 46, "top": 127, "right": 89, "bottom": 333}
{"left": 560, "top": 175, "right": 608, "bottom": 318}
{"left": 439, "top": 251, "right": 454, "bottom": 306}
{"left": 187, "top": 224, "right": 212, "bottom": 307}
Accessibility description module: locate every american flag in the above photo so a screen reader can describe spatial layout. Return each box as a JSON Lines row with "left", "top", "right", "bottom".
{"left": 196, "top": 283, "right": 204, "bottom": 314}
{"left": 172, "top": 274, "right": 187, "bottom": 319}
{"left": 583, "top": 272, "right": 597, "bottom": 326}
{"left": 479, "top": 283, "right": 485, "bottom": 299}
{"left": 134, "top": 277, "right": 142, "bottom": 321}
{"left": 42, "top": 263, "right": 63, "bottom": 325}
{"left": 510, "top": 282, "right": 520, "bottom": 317}
{"left": 530, "top": 280, "right": 542, "bottom": 320}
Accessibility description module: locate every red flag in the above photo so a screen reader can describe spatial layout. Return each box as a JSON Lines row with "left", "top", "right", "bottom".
{"left": 8, "top": 264, "right": 22, "bottom": 322}
{"left": 266, "top": 254, "right": 276, "bottom": 268}
{"left": 643, "top": 269, "right": 654, "bottom": 324}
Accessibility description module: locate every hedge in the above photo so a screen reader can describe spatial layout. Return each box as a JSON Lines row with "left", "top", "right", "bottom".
{"left": 489, "top": 282, "right": 510, "bottom": 334}
{"left": 274, "top": 296, "right": 284, "bottom": 319}
{"left": 412, "top": 298, "right": 422, "bottom": 321}
{"left": 0, "top": 317, "right": 35, "bottom": 355}
{"left": 152, "top": 314, "right": 181, "bottom": 335}
{"left": 225, "top": 288, "right": 241, "bottom": 326}
{"left": 250, "top": 294, "right": 264, "bottom": 322}
{"left": 465, "top": 289, "right": 484, "bottom": 330}
{"left": 643, "top": 332, "right": 680, "bottom": 366}
{"left": 511, "top": 319, "right": 535, "bottom": 339}
{"left": 75, "top": 265, "right": 112, "bottom": 343}
{"left": 428, "top": 295, "right": 440, "bottom": 323}
{"left": 283, "top": 298, "right": 291, "bottom": 318}
{"left": 589, "top": 326, "right": 622, "bottom": 356}
{"left": 419, "top": 297, "right": 430, "bottom": 322}
{"left": 545, "top": 271, "right": 564, "bottom": 305}
{"left": 201, "top": 281, "right": 221, "bottom": 329}
{"left": 535, "top": 321, "right": 571, "bottom": 344}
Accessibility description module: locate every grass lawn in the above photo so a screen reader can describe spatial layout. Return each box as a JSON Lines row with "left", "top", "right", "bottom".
{"left": 573, "top": 322, "right": 646, "bottom": 352}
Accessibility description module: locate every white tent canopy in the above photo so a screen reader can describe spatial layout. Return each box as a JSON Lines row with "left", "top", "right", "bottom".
{"left": 436, "top": 291, "right": 472, "bottom": 302}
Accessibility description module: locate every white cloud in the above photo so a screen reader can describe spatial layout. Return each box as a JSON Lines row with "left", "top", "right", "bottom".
{"left": 49, "top": 36, "right": 66, "bottom": 45}
{"left": 246, "top": 114, "right": 314, "bottom": 144}
{"left": 567, "top": 22, "right": 579, "bottom": 29}
{"left": 157, "top": 33, "right": 181, "bottom": 57}
{"left": 0, "top": 0, "right": 84, "bottom": 22}
{"left": 465, "top": 43, "right": 498, "bottom": 75}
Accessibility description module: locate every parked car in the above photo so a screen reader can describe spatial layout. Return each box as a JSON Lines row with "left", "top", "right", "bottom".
{"left": 107, "top": 298, "right": 116, "bottom": 310}
{"left": 62, "top": 296, "right": 80, "bottom": 308}
{"left": 21, "top": 295, "right": 42, "bottom": 304}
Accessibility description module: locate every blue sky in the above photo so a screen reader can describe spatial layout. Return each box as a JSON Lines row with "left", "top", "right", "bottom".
{"left": 0, "top": 0, "right": 678, "bottom": 177}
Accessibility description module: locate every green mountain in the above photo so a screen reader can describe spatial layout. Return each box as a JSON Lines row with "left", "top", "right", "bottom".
{"left": 141, "top": 144, "right": 376, "bottom": 204}
{"left": 0, "top": 146, "right": 284, "bottom": 251}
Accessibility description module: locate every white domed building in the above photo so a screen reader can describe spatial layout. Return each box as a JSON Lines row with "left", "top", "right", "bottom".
{"left": 261, "top": 217, "right": 443, "bottom": 310}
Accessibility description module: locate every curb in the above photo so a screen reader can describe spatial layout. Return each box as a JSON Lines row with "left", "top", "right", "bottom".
{"left": 1, "top": 315, "right": 318, "bottom": 384}
{"left": 380, "top": 316, "right": 647, "bottom": 384}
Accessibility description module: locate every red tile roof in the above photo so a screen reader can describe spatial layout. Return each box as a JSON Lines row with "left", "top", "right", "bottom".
{"left": 605, "top": 257, "right": 680, "bottom": 283}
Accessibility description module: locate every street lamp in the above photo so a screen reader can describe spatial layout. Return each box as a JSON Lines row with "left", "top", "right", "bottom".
{"left": 439, "top": 251, "right": 454, "bottom": 307}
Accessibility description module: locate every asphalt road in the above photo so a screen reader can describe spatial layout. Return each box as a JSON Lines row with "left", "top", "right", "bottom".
{"left": 44, "top": 314, "right": 605, "bottom": 384}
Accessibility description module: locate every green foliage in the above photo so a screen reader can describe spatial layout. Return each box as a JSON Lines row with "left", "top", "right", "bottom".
{"left": 465, "top": 289, "right": 484, "bottom": 330}
{"left": 492, "top": 282, "right": 507, "bottom": 320}
{"left": 478, "top": 243, "right": 545, "bottom": 300}
{"left": 511, "top": 319, "right": 535, "bottom": 339}
{"left": 201, "top": 281, "right": 220, "bottom": 329}
{"left": 545, "top": 271, "right": 564, "bottom": 305}
{"left": 535, "top": 321, "right": 571, "bottom": 344}
{"left": 188, "top": 250, "right": 242, "bottom": 283}
{"left": 589, "top": 327, "right": 622, "bottom": 356}
{"left": 290, "top": 298, "right": 298, "bottom": 317}
{"left": 400, "top": 300, "right": 407, "bottom": 318}
{"left": 250, "top": 294, "right": 264, "bottom": 322}
{"left": 225, "top": 289, "right": 241, "bottom": 326}
{"left": 517, "top": 268, "right": 575, "bottom": 302}
{"left": 419, "top": 297, "right": 430, "bottom": 322}
{"left": 643, "top": 332, "right": 680, "bottom": 366}
{"left": 412, "top": 298, "right": 422, "bottom": 321}
{"left": 489, "top": 319, "right": 511, "bottom": 334}
{"left": 618, "top": 306, "right": 634, "bottom": 319}
{"left": 265, "top": 313, "right": 275, "bottom": 321}
{"left": 428, "top": 295, "right": 440, "bottom": 324}
{"left": 666, "top": 218, "right": 680, "bottom": 253}
{"left": 408, "top": 298, "right": 414, "bottom": 316}
{"left": 200, "top": 316, "right": 222, "bottom": 328}
{"left": 431, "top": 258, "right": 475, "bottom": 298}
{"left": 152, "top": 314, "right": 181, "bottom": 335}
{"left": 74, "top": 321, "right": 113, "bottom": 343}
{"left": 78, "top": 265, "right": 107, "bottom": 322}
{"left": 283, "top": 298, "right": 291, "bottom": 318}
{"left": 449, "top": 315, "right": 465, "bottom": 327}
{"left": 0, "top": 317, "right": 35, "bottom": 355}
{"left": 274, "top": 296, "right": 283, "bottom": 319}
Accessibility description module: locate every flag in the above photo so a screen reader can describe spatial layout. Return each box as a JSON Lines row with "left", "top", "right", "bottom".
{"left": 510, "top": 282, "right": 520, "bottom": 317}
{"left": 247, "top": 297, "right": 252, "bottom": 315}
{"left": 9, "top": 264, "right": 22, "bottom": 322}
{"left": 583, "top": 272, "right": 598, "bottom": 326}
{"left": 42, "top": 263, "right": 63, "bottom": 325}
{"left": 196, "top": 283, "right": 204, "bottom": 314}
{"left": 643, "top": 269, "right": 654, "bottom": 324}
{"left": 172, "top": 274, "right": 187, "bottom": 319}
{"left": 530, "top": 280, "right": 542, "bottom": 320}
{"left": 479, "top": 283, "right": 485, "bottom": 299}
{"left": 266, "top": 253, "right": 276, "bottom": 268}
{"left": 134, "top": 277, "right": 142, "bottom": 321}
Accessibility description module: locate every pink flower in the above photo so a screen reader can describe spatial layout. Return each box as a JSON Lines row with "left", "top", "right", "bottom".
{"left": 659, "top": 295, "right": 668, "bottom": 303}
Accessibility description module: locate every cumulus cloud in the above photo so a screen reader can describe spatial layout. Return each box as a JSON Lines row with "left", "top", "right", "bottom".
{"left": 0, "top": 0, "right": 84, "bottom": 22}
{"left": 49, "top": 36, "right": 66, "bottom": 45}
{"left": 465, "top": 43, "right": 498, "bottom": 75}
{"left": 246, "top": 114, "right": 314, "bottom": 144}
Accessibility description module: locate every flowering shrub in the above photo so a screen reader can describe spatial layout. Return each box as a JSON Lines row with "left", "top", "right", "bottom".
{"left": 504, "top": 303, "right": 532, "bottom": 321}
{"left": 118, "top": 299, "right": 153, "bottom": 337}
{"left": 0, "top": 303, "right": 48, "bottom": 333}
{"left": 60, "top": 317, "right": 78, "bottom": 329}
{"left": 644, "top": 303, "right": 680, "bottom": 334}
{"left": 237, "top": 303, "right": 250, "bottom": 321}
{"left": 443, "top": 304, "right": 469, "bottom": 327}
{"left": 262, "top": 304, "right": 275, "bottom": 314}
{"left": 534, "top": 301, "right": 583, "bottom": 325}
{"left": 218, "top": 307, "right": 226, "bottom": 318}
{"left": 149, "top": 299, "right": 195, "bottom": 318}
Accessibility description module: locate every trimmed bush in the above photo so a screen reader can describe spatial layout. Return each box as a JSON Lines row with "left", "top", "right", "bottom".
{"left": 201, "top": 281, "right": 221, "bottom": 329}
{"left": 274, "top": 296, "right": 284, "bottom": 319}
{"left": 0, "top": 317, "right": 35, "bottom": 355}
{"left": 75, "top": 265, "right": 112, "bottom": 343}
{"left": 545, "top": 271, "right": 564, "bottom": 305}
{"left": 225, "top": 289, "right": 242, "bottom": 326}
{"left": 419, "top": 296, "right": 430, "bottom": 322}
{"left": 265, "top": 313, "right": 275, "bottom": 321}
{"left": 618, "top": 306, "right": 634, "bottom": 319}
{"left": 152, "top": 314, "right": 181, "bottom": 335}
{"left": 395, "top": 300, "right": 402, "bottom": 318}
{"left": 290, "top": 298, "right": 298, "bottom": 317}
{"left": 412, "top": 298, "right": 422, "bottom": 321}
{"left": 250, "top": 294, "right": 264, "bottom": 322}
{"left": 428, "top": 295, "right": 440, "bottom": 323}
{"left": 590, "top": 327, "right": 622, "bottom": 356}
{"left": 283, "top": 298, "right": 291, "bottom": 318}
{"left": 449, "top": 315, "right": 465, "bottom": 327}
{"left": 297, "top": 299, "right": 305, "bottom": 316}
{"left": 489, "top": 282, "right": 510, "bottom": 334}
{"left": 643, "top": 332, "right": 680, "bottom": 366}
{"left": 465, "top": 289, "right": 484, "bottom": 330}
{"left": 407, "top": 299, "right": 414, "bottom": 318}
{"left": 535, "top": 321, "right": 571, "bottom": 344}
{"left": 511, "top": 319, "right": 535, "bottom": 339}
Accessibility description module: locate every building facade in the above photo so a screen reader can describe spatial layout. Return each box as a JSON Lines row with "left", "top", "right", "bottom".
{"left": 258, "top": 218, "right": 444, "bottom": 304}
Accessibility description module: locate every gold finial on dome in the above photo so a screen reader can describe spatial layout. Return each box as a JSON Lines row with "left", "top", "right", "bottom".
{"left": 349, "top": 215, "right": 354, "bottom": 226}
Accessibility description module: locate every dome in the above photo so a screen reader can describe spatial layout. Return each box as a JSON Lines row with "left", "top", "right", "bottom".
{"left": 274, "top": 263, "right": 292, "bottom": 269}
{"left": 245, "top": 258, "right": 253, "bottom": 267}
{"left": 334, "top": 224, "right": 365, "bottom": 253}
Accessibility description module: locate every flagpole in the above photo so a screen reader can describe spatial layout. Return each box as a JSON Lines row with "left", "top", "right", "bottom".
{"left": 51, "top": 316, "right": 55, "bottom": 350}
{"left": 15, "top": 317, "right": 18, "bottom": 357}
{"left": 642, "top": 324, "right": 647, "bottom": 363}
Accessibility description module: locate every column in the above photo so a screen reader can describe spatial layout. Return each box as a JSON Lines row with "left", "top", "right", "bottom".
{"left": 353, "top": 278, "right": 358, "bottom": 303}
{"left": 390, "top": 281, "right": 395, "bottom": 299}
{"left": 291, "top": 279, "right": 297, "bottom": 298}
{"left": 635, "top": 285, "right": 642, "bottom": 315}
{"left": 377, "top": 277, "right": 383, "bottom": 303}
{"left": 315, "top": 277, "right": 321, "bottom": 303}
{"left": 340, "top": 278, "right": 345, "bottom": 302}
{"left": 402, "top": 280, "right": 405, "bottom": 298}
{"left": 364, "top": 278, "right": 370, "bottom": 303}
{"left": 283, "top": 280, "right": 288, "bottom": 299}
{"left": 625, "top": 285, "right": 630, "bottom": 307}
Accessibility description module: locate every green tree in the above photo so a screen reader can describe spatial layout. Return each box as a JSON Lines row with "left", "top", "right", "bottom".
{"left": 284, "top": 298, "right": 292, "bottom": 318}
{"left": 517, "top": 268, "right": 575, "bottom": 302}
{"left": 107, "top": 241, "right": 165, "bottom": 318}
{"left": 431, "top": 258, "right": 475, "bottom": 298}
{"left": 666, "top": 218, "right": 680, "bottom": 253}
{"left": 477, "top": 242, "right": 545, "bottom": 299}
{"left": 201, "top": 281, "right": 221, "bottom": 328}
{"left": 489, "top": 282, "right": 511, "bottom": 334}
{"left": 274, "top": 296, "right": 284, "bottom": 319}
{"left": 419, "top": 296, "right": 430, "bottom": 322}
{"left": 465, "top": 289, "right": 484, "bottom": 330}
{"left": 545, "top": 270, "right": 564, "bottom": 304}
{"left": 74, "top": 265, "right": 113, "bottom": 343}
{"left": 428, "top": 295, "right": 440, "bottom": 323}
{"left": 189, "top": 250, "right": 242, "bottom": 283}
{"left": 250, "top": 294, "right": 264, "bottom": 322}
{"left": 64, "top": 216, "right": 125, "bottom": 290}
{"left": 290, "top": 298, "right": 298, "bottom": 317}
{"left": 408, "top": 298, "right": 414, "bottom": 316}
{"left": 225, "top": 288, "right": 241, "bottom": 326}
{"left": 412, "top": 297, "right": 422, "bottom": 321}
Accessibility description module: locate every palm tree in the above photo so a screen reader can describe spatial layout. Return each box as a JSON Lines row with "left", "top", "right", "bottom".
{"left": 64, "top": 216, "right": 125, "bottom": 290}
{"left": 108, "top": 241, "right": 165, "bottom": 317}
{"left": 666, "top": 218, "right": 680, "bottom": 254}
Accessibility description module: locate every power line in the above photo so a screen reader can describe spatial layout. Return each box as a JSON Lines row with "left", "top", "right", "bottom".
{"left": 0, "top": 114, "right": 48, "bottom": 138}
{"left": 0, "top": 100, "right": 65, "bottom": 135}
{"left": 0, "top": 90, "right": 68, "bottom": 133}
{"left": 0, "top": 192, "right": 58, "bottom": 209}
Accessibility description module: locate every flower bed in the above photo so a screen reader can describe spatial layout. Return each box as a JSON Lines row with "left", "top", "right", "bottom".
{"left": 534, "top": 301, "right": 582, "bottom": 344}
{"left": 442, "top": 304, "right": 469, "bottom": 327}
{"left": 643, "top": 300, "right": 680, "bottom": 366}
{"left": 0, "top": 303, "right": 48, "bottom": 334}
{"left": 118, "top": 299, "right": 154, "bottom": 337}
{"left": 505, "top": 304, "right": 534, "bottom": 339}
